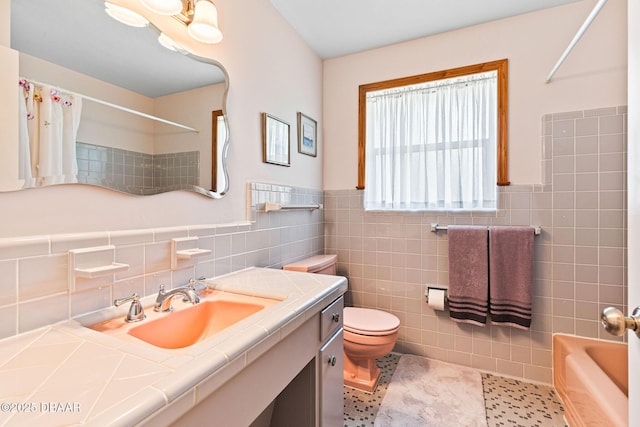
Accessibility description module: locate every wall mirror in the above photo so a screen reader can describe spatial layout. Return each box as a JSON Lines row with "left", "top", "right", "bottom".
{"left": 8, "top": 0, "right": 229, "bottom": 198}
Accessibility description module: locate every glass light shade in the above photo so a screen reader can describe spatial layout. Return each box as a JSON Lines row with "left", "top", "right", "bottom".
{"left": 140, "top": 0, "right": 182, "bottom": 15}
{"left": 105, "top": 2, "right": 149, "bottom": 27}
{"left": 158, "top": 33, "right": 179, "bottom": 51}
{"left": 187, "top": 0, "right": 223, "bottom": 44}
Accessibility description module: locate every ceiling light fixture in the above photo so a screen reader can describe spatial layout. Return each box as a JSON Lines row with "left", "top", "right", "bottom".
{"left": 104, "top": 0, "right": 222, "bottom": 47}
{"left": 188, "top": 0, "right": 222, "bottom": 44}
{"left": 105, "top": 2, "right": 149, "bottom": 28}
{"left": 140, "top": 0, "right": 182, "bottom": 16}
{"left": 158, "top": 32, "right": 180, "bottom": 51}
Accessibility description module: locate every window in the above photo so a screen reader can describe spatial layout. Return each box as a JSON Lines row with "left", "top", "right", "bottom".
{"left": 358, "top": 59, "right": 509, "bottom": 211}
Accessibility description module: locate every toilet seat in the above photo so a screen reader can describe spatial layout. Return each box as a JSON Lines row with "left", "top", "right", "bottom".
{"left": 343, "top": 307, "right": 400, "bottom": 336}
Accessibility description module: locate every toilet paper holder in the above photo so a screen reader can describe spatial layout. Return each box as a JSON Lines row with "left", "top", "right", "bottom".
{"left": 425, "top": 286, "right": 448, "bottom": 303}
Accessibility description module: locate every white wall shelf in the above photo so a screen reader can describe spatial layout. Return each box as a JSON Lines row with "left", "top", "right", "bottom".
{"left": 69, "top": 245, "right": 129, "bottom": 291}
{"left": 74, "top": 262, "right": 129, "bottom": 278}
{"left": 171, "top": 237, "right": 211, "bottom": 269}
{"left": 176, "top": 248, "right": 211, "bottom": 260}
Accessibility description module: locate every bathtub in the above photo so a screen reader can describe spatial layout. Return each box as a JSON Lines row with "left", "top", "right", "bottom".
{"left": 553, "top": 334, "right": 628, "bottom": 427}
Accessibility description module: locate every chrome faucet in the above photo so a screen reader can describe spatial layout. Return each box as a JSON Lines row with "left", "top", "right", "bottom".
{"left": 154, "top": 283, "right": 201, "bottom": 312}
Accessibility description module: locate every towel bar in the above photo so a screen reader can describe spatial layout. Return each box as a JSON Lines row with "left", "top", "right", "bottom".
{"left": 264, "top": 202, "right": 323, "bottom": 212}
{"left": 430, "top": 223, "right": 542, "bottom": 235}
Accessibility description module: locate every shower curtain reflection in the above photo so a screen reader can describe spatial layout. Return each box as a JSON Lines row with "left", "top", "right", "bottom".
{"left": 18, "top": 79, "right": 82, "bottom": 188}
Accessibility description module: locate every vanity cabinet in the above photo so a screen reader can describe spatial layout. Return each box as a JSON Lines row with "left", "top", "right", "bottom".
{"left": 319, "top": 328, "right": 344, "bottom": 426}
{"left": 318, "top": 295, "right": 345, "bottom": 426}
{"left": 319, "top": 295, "right": 343, "bottom": 341}
{"left": 169, "top": 295, "right": 345, "bottom": 427}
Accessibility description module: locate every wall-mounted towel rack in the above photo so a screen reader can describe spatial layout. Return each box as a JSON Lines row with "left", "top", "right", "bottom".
{"left": 430, "top": 223, "right": 542, "bottom": 236}
{"left": 264, "top": 201, "right": 323, "bottom": 212}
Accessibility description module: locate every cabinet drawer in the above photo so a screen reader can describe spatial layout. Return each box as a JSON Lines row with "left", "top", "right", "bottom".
{"left": 320, "top": 296, "right": 343, "bottom": 341}
{"left": 319, "top": 328, "right": 344, "bottom": 427}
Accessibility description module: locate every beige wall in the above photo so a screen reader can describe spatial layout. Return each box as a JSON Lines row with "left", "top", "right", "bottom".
{"left": 0, "top": 0, "right": 324, "bottom": 237}
{"left": 322, "top": 0, "right": 627, "bottom": 189}
{"left": 0, "top": 46, "right": 18, "bottom": 191}
{"left": 154, "top": 83, "right": 227, "bottom": 188}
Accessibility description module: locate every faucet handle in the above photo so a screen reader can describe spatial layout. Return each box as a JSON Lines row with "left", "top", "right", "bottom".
{"left": 184, "top": 277, "right": 205, "bottom": 303}
{"left": 114, "top": 292, "right": 146, "bottom": 323}
{"left": 114, "top": 292, "right": 139, "bottom": 306}
{"left": 154, "top": 284, "right": 167, "bottom": 310}
{"left": 188, "top": 276, "right": 207, "bottom": 290}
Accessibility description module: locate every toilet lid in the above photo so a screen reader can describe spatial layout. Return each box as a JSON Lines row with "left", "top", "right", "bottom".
{"left": 282, "top": 254, "right": 337, "bottom": 272}
{"left": 343, "top": 307, "right": 400, "bottom": 336}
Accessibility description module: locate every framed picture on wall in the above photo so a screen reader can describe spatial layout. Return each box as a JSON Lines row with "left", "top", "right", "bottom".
{"left": 262, "top": 113, "right": 290, "bottom": 166}
{"left": 297, "top": 112, "right": 317, "bottom": 157}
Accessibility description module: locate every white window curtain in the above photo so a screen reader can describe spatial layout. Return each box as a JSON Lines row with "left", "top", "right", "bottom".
{"left": 18, "top": 79, "right": 82, "bottom": 188}
{"left": 364, "top": 72, "right": 498, "bottom": 211}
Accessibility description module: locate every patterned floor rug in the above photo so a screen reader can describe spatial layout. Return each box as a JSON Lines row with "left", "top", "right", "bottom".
{"left": 374, "top": 355, "right": 487, "bottom": 427}
{"left": 344, "top": 353, "right": 566, "bottom": 427}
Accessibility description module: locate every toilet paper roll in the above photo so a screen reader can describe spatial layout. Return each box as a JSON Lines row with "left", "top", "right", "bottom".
{"left": 427, "top": 288, "right": 446, "bottom": 311}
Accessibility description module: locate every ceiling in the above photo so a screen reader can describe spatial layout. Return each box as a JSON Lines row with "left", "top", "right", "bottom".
{"left": 270, "top": 0, "right": 583, "bottom": 59}
{"left": 10, "top": 0, "right": 584, "bottom": 97}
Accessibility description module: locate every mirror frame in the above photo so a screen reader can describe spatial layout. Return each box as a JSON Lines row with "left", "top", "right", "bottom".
{"left": 178, "top": 49, "right": 230, "bottom": 199}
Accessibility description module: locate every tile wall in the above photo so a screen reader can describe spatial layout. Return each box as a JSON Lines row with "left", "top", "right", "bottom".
{"left": 0, "top": 105, "right": 627, "bottom": 384}
{"left": 0, "top": 182, "right": 323, "bottom": 340}
{"left": 324, "top": 106, "right": 627, "bottom": 384}
{"left": 76, "top": 142, "right": 200, "bottom": 195}
{"left": 154, "top": 151, "right": 200, "bottom": 193}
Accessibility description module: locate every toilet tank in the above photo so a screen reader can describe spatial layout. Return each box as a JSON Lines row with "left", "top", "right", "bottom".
{"left": 282, "top": 254, "right": 337, "bottom": 275}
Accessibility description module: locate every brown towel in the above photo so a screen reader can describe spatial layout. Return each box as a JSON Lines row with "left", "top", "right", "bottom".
{"left": 489, "top": 226, "right": 534, "bottom": 329}
{"left": 447, "top": 226, "right": 489, "bottom": 326}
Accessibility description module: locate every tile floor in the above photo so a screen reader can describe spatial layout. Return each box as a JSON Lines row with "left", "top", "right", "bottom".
{"left": 343, "top": 353, "right": 566, "bottom": 427}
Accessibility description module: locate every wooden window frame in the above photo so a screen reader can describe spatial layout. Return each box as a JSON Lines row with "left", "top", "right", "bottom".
{"left": 357, "top": 59, "right": 509, "bottom": 190}
{"left": 211, "top": 109, "right": 224, "bottom": 192}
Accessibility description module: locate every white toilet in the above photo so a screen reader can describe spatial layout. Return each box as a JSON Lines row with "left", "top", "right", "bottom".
{"left": 283, "top": 254, "right": 400, "bottom": 393}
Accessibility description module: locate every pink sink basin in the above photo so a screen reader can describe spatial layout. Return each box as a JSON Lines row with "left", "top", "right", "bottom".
{"left": 129, "top": 300, "right": 266, "bottom": 349}
{"left": 91, "top": 290, "right": 280, "bottom": 349}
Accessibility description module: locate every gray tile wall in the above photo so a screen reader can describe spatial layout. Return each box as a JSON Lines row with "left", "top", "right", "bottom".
{"left": 0, "top": 182, "right": 323, "bottom": 340}
{"left": 153, "top": 151, "right": 200, "bottom": 193}
{"left": 324, "top": 106, "right": 627, "bottom": 384}
{"left": 76, "top": 142, "right": 199, "bottom": 195}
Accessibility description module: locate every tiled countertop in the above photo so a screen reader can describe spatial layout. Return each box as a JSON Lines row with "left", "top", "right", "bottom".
{"left": 0, "top": 267, "right": 348, "bottom": 426}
